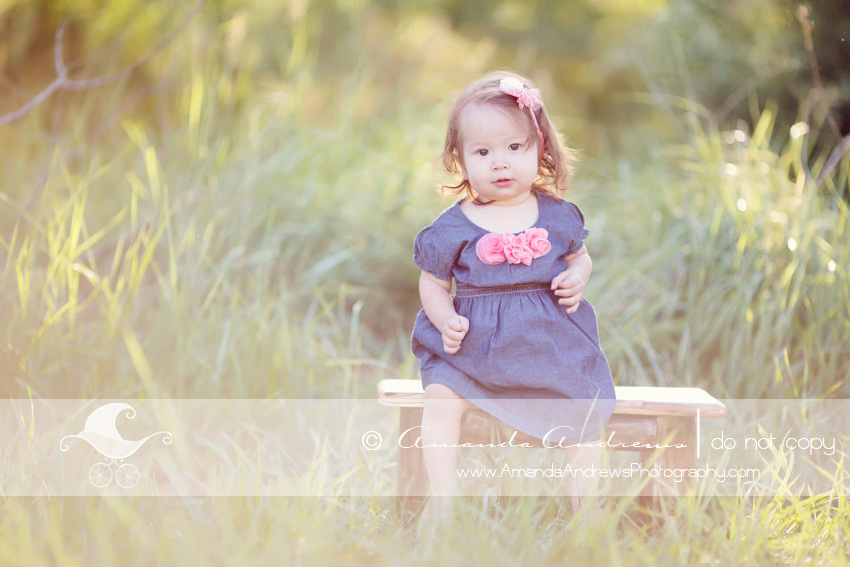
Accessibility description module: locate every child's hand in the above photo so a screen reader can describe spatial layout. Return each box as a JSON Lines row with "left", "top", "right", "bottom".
{"left": 551, "top": 270, "right": 585, "bottom": 314}
{"left": 441, "top": 315, "right": 469, "bottom": 354}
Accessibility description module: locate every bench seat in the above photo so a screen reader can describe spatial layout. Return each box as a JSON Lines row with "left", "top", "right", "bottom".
{"left": 377, "top": 379, "right": 726, "bottom": 520}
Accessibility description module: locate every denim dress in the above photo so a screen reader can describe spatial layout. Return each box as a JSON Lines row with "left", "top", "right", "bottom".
{"left": 410, "top": 192, "right": 615, "bottom": 442}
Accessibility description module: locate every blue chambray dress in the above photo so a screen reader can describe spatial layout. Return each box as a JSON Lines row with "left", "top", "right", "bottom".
{"left": 410, "top": 192, "right": 616, "bottom": 442}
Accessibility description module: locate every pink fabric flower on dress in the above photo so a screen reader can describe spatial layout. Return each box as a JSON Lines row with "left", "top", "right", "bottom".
{"left": 503, "top": 233, "right": 534, "bottom": 266}
{"left": 475, "top": 228, "right": 551, "bottom": 266}
{"left": 524, "top": 227, "right": 551, "bottom": 258}
{"left": 475, "top": 233, "right": 506, "bottom": 265}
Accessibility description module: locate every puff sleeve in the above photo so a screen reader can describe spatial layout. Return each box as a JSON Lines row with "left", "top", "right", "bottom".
{"left": 565, "top": 201, "right": 590, "bottom": 256}
{"left": 413, "top": 225, "right": 455, "bottom": 281}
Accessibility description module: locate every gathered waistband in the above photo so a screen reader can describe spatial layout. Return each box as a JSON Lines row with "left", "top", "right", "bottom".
{"left": 454, "top": 282, "right": 552, "bottom": 298}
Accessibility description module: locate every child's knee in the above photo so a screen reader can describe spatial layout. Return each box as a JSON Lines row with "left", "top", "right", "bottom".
{"left": 424, "top": 384, "right": 474, "bottom": 414}
{"left": 425, "top": 383, "right": 460, "bottom": 399}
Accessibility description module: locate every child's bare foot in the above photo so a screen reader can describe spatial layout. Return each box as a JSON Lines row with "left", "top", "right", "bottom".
{"left": 540, "top": 517, "right": 569, "bottom": 544}
{"left": 420, "top": 491, "right": 453, "bottom": 524}
{"left": 556, "top": 498, "right": 605, "bottom": 530}
{"left": 576, "top": 504, "right": 605, "bottom": 531}
{"left": 415, "top": 492, "right": 455, "bottom": 544}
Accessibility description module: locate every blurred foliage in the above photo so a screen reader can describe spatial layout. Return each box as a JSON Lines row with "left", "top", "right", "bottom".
{"left": 1, "top": 0, "right": 848, "bottom": 153}
{"left": 0, "top": 5, "right": 848, "bottom": 564}
{"left": 0, "top": 0, "right": 847, "bottom": 400}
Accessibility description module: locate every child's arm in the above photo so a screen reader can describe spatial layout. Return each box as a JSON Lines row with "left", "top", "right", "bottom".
{"left": 551, "top": 245, "right": 592, "bottom": 314}
{"left": 419, "top": 271, "right": 469, "bottom": 354}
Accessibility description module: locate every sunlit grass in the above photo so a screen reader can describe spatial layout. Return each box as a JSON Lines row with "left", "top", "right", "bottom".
{"left": 584, "top": 102, "right": 849, "bottom": 398}
{"left": 0, "top": 492, "right": 847, "bottom": 565}
{"left": 1, "top": 3, "right": 849, "bottom": 565}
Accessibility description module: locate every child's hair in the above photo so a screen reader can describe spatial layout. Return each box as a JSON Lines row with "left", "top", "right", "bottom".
{"left": 441, "top": 70, "right": 576, "bottom": 204}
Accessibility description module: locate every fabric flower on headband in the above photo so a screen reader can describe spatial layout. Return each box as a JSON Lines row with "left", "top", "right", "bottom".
{"left": 476, "top": 228, "right": 551, "bottom": 266}
{"left": 498, "top": 77, "right": 543, "bottom": 112}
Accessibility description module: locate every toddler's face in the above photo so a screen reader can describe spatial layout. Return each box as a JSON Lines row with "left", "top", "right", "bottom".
{"left": 457, "top": 103, "right": 539, "bottom": 206}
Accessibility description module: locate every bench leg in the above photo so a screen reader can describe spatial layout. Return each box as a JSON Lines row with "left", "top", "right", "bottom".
{"left": 397, "top": 407, "right": 428, "bottom": 526}
{"left": 639, "top": 416, "right": 696, "bottom": 510}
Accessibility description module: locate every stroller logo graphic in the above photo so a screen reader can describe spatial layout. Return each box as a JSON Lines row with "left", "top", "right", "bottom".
{"left": 59, "top": 403, "right": 172, "bottom": 489}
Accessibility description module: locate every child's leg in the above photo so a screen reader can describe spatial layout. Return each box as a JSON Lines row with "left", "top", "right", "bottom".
{"left": 420, "top": 383, "right": 474, "bottom": 520}
{"left": 563, "top": 445, "right": 603, "bottom": 517}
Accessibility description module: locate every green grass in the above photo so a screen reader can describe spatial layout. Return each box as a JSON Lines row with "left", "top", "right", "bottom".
{"left": 0, "top": 494, "right": 847, "bottom": 566}
{"left": 1, "top": 4, "right": 849, "bottom": 565}
{"left": 582, "top": 103, "right": 849, "bottom": 398}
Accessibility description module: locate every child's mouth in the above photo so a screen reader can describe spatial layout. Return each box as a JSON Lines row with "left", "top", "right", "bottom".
{"left": 494, "top": 178, "right": 513, "bottom": 187}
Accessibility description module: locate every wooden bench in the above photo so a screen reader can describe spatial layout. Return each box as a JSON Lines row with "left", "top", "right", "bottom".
{"left": 378, "top": 379, "right": 726, "bottom": 520}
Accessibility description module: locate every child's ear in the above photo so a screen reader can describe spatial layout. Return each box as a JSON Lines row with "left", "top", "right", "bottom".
{"left": 453, "top": 149, "right": 466, "bottom": 177}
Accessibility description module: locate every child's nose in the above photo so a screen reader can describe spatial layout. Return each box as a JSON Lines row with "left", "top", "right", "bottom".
{"left": 491, "top": 157, "right": 508, "bottom": 170}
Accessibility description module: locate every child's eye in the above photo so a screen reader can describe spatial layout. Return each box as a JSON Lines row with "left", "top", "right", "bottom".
{"left": 477, "top": 149, "right": 488, "bottom": 156}
{"left": 509, "top": 143, "right": 521, "bottom": 151}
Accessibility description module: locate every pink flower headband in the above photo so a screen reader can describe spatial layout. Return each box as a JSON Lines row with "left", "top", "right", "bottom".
{"left": 455, "top": 77, "right": 545, "bottom": 159}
